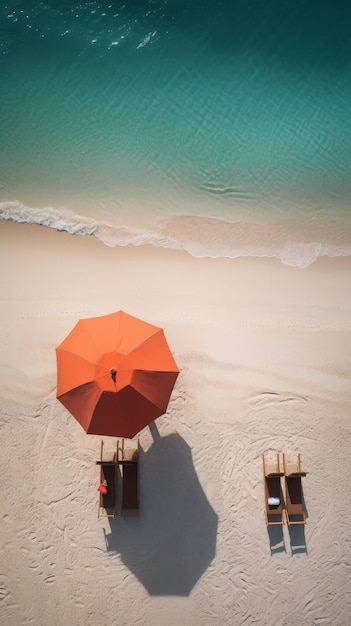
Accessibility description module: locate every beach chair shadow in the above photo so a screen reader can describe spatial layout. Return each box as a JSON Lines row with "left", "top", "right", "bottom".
{"left": 96, "top": 440, "right": 118, "bottom": 519}
{"left": 288, "top": 523, "right": 308, "bottom": 555}
{"left": 267, "top": 524, "right": 286, "bottom": 554}
{"left": 103, "top": 430, "right": 218, "bottom": 596}
{"left": 119, "top": 438, "right": 140, "bottom": 517}
{"left": 262, "top": 452, "right": 285, "bottom": 526}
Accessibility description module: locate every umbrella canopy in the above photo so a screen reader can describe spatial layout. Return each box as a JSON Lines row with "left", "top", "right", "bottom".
{"left": 56, "top": 311, "right": 179, "bottom": 438}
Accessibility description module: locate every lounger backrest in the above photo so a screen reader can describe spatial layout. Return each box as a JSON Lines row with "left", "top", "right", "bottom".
{"left": 120, "top": 439, "right": 140, "bottom": 515}
{"left": 122, "top": 463, "right": 138, "bottom": 509}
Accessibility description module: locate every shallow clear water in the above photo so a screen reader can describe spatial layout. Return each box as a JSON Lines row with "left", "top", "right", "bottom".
{"left": 1, "top": 1, "right": 351, "bottom": 265}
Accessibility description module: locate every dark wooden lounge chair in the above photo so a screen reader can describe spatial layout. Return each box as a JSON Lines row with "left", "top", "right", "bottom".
{"left": 119, "top": 438, "right": 140, "bottom": 517}
{"left": 262, "top": 452, "right": 284, "bottom": 525}
{"left": 96, "top": 440, "right": 118, "bottom": 519}
{"left": 283, "top": 453, "right": 307, "bottom": 525}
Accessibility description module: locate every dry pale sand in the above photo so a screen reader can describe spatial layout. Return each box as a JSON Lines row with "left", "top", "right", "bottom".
{"left": 0, "top": 220, "right": 351, "bottom": 626}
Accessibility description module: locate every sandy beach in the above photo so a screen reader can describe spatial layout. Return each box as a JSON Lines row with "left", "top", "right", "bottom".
{"left": 1, "top": 220, "right": 350, "bottom": 625}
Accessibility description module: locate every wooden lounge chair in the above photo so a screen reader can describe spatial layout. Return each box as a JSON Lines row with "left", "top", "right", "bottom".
{"left": 283, "top": 453, "right": 307, "bottom": 525}
{"left": 119, "top": 438, "right": 140, "bottom": 517}
{"left": 262, "top": 452, "right": 284, "bottom": 525}
{"left": 96, "top": 440, "right": 118, "bottom": 519}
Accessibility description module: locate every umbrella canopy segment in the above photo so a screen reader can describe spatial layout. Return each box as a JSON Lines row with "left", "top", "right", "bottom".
{"left": 56, "top": 311, "right": 179, "bottom": 438}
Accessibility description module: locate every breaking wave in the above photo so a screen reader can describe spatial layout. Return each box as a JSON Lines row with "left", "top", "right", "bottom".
{"left": 1, "top": 200, "right": 350, "bottom": 269}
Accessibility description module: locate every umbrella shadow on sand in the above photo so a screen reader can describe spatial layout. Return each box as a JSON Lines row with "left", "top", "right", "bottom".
{"left": 103, "top": 428, "right": 218, "bottom": 596}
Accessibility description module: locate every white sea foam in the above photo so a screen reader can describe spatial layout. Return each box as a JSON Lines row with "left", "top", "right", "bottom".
{"left": 1, "top": 200, "right": 350, "bottom": 269}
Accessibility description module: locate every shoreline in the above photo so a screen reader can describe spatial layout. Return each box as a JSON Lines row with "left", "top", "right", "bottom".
{"left": 1, "top": 202, "right": 351, "bottom": 268}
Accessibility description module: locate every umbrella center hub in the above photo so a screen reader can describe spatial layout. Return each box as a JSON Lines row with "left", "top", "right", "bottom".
{"left": 97, "top": 351, "right": 123, "bottom": 372}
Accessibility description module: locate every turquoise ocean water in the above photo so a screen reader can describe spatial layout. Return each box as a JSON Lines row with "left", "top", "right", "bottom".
{"left": 1, "top": 0, "right": 350, "bottom": 266}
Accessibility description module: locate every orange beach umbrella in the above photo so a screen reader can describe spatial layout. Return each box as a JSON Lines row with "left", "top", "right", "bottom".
{"left": 56, "top": 311, "right": 179, "bottom": 438}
